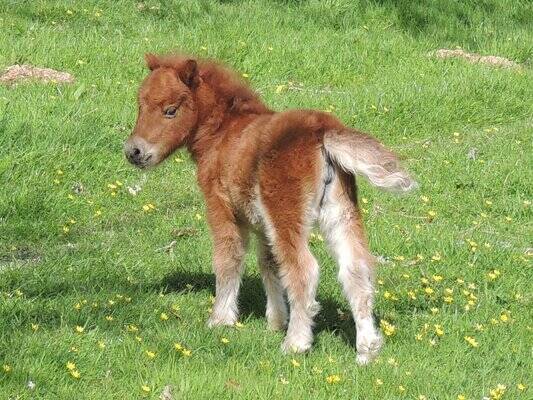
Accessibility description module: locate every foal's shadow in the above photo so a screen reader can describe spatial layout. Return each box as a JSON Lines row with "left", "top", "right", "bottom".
{"left": 159, "top": 269, "right": 359, "bottom": 349}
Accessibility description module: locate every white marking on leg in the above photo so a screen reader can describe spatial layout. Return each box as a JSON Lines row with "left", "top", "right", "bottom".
{"left": 319, "top": 186, "right": 382, "bottom": 364}
{"left": 279, "top": 249, "right": 320, "bottom": 353}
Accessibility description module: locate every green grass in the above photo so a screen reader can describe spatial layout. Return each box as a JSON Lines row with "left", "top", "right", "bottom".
{"left": 0, "top": 0, "right": 532, "bottom": 398}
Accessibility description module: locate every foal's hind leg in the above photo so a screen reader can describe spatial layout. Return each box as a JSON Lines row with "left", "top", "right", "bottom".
{"left": 275, "top": 239, "right": 320, "bottom": 353}
{"left": 319, "top": 171, "right": 383, "bottom": 365}
{"left": 257, "top": 235, "right": 288, "bottom": 331}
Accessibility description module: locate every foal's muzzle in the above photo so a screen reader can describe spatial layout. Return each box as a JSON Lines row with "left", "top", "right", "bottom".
{"left": 124, "top": 137, "right": 154, "bottom": 168}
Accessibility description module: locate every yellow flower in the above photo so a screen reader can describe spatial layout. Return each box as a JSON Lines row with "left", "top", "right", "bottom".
{"left": 275, "top": 84, "right": 287, "bottom": 94}
{"left": 221, "top": 337, "right": 230, "bottom": 344}
{"left": 75, "top": 325, "right": 84, "bottom": 333}
{"left": 488, "top": 269, "right": 501, "bottom": 280}
{"left": 127, "top": 324, "right": 139, "bottom": 332}
{"left": 443, "top": 296, "right": 454, "bottom": 304}
{"left": 375, "top": 378, "right": 383, "bottom": 386}
{"left": 432, "top": 274, "right": 443, "bottom": 282}
{"left": 489, "top": 384, "right": 506, "bottom": 400}
{"left": 398, "top": 385, "right": 406, "bottom": 392}
{"left": 2, "top": 364, "right": 12, "bottom": 373}
{"left": 420, "top": 195, "right": 430, "bottom": 203}
{"left": 174, "top": 342, "right": 183, "bottom": 351}
{"left": 430, "top": 307, "right": 439, "bottom": 314}
{"left": 66, "top": 361, "right": 76, "bottom": 371}
{"left": 380, "top": 319, "right": 396, "bottom": 336}
{"left": 70, "top": 369, "right": 81, "bottom": 379}
{"left": 141, "top": 385, "right": 151, "bottom": 393}
{"left": 195, "top": 213, "right": 202, "bottom": 220}
{"left": 457, "top": 395, "right": 466, "bottom": 400}
{"left": 434, "top": 324, "right": 444, "bottom": 336}
{"left": 499, "top": 313, "right": 509, "bottom": 322}
{"left": 464, "top": 336, "right": 479, "bottom": 347}
{"left": 431, "top": 252, "right": 441, "bottom": 261}
{"left": 517, "top": 383, "right": 526, "bottom": 391}
{"left": 105, "top": 315, "right": 114, "bottom": 321}
{"left": 160, "top": 312, "right": 169, "bottom": 321}
{"left": 326, "top": 375, "right": 341, "bottom": 384}
{"left": 242, "top": 73, "right": 249, "bottom": 78}
{"left": 291, "top": 359, "right": 300, "bottom": 367}
{"left": 31, "top": 323, "right": 39, "bottom": 332}
{"left": 97, "top": 340, "right": 106, "bottom": 349}
{"left": 145, "top": 350, "right": 156, "bottom": 359}
{"left": 181, "top": 348, "right": 192, "bottom": 357}
{"left": 62, "top": 225, "right": 70, "bottom": 233}
{"left": 427, "top": 210, "right": 437, "bottom": 218}
{"left": 424, "top": 287, "right": 434, "bottom": 295}
{"left": 419, "top": 396, "right": 428, "bottom": 400}
{"left": 235, "top": 322, "right": 244, "bottom": 328}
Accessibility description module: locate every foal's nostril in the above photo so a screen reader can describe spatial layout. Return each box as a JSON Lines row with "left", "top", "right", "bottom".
{"left": 132, "top": 147, "right": 141, "bottom": 156}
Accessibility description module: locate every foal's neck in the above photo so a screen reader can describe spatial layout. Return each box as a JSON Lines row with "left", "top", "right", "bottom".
{"left": 186, "top": 79, "right": 271, "bottom": 162}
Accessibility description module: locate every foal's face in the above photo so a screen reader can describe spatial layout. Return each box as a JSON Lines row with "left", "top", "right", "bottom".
{"left": 125, "top": 56, "right": 199, "bottom": 168}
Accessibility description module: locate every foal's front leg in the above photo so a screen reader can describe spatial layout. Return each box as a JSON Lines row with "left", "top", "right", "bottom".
{"left": 207, "top": 221, "right": 247, "bottom": 327}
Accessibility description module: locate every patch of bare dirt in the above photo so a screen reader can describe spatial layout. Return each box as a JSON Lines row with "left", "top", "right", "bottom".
{"left": 434, "top": 49, "right": 519, "bottom": 68}
{"left": 0, "top": 64, "right": 74, "bottom": 84}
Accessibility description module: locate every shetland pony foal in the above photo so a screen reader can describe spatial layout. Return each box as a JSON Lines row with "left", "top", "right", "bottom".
{"left": 125, "top": 54, "right": 416, "bottom": 364}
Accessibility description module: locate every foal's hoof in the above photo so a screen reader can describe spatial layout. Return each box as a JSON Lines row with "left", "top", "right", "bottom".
{"left": 356, "top": 331, "right": 383, "bottom": 365}
{"left": 207, "top": 314, "right": 237, "bottom": 328}
{"left": 281, "top": 336, "right": 312, "bottom": 354}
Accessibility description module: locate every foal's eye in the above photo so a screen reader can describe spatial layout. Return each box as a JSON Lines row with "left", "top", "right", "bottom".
{"left": 164, "top": 106, "right": 178, "bottom": 118}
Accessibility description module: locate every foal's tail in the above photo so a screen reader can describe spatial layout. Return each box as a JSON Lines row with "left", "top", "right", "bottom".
{"left": 323, "top": 129, "right": 417, "bottom": 192}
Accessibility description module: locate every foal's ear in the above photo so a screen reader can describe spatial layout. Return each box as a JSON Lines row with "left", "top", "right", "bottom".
{"left": 145, "top": 53, "right": 160, "bottom": 71}
{"left": 178, "top": 59, "right": 199, "bottom": 89}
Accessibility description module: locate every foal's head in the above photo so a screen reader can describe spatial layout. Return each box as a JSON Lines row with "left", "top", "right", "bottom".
{"left": 124, "top": 54, "right": 200, "bottom": 168}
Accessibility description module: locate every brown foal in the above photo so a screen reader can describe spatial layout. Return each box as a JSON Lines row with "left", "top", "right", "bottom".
{"left": 124, "top": 53, "right": 416, "bottom": 364}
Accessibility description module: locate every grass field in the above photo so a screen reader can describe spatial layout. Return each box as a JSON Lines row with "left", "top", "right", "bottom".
{"left": 1, "top": 0, "right": 532, "bottom": 399}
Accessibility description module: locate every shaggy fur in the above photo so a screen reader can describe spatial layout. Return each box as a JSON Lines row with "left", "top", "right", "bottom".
{"left": 124, "top": 53, "right": 416, "bottom": 364}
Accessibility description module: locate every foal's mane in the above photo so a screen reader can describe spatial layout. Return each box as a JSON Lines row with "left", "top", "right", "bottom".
{"left": 153, "top": 54, "right": 270, "bottom": 115}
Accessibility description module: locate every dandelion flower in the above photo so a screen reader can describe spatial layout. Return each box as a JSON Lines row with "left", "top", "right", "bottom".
{"left": 457, "top": 395, "right": 466, "bottom": 400}
{"left": 434, "top": 324, "right": 444, "bottom": 336}
{"left": 380, "top": 319, "right": 396, "bottom": 336}
{"left": 398, "top": 385, "right": 406, "bottom": 393}
{"left": 489, "top": 384, "right": 506, "bottom": 400}
{"left": 220, "top": 337, "right": 230, "bottom": 344}
{"left": 141, "top": 385, "right": 151, "bottom": 393}
{"left": 75, "top": 325, "right": 84, "bottom": 333}
{"left": 326, "top": 375, "right": 341, "bottom": 384}
{"left": 105, "top": 315, "right": 114, "bottom": 321}
{"left": 291, "top": 359, "right": 300, "bottom": 367}
{"left": 464, "top": 336, "right": 479, "bottom": 347}
{"left": 517, "top": 383, "right": 526, "bottom": 391}
{"left": 97, "top": 341, "right": 106, "bottom": 349}
{"left": 145, "top": 350, "right": 156, "bottom": 359}
{"left": 160, "top": 312, "right": 169, "bottom": 321}
{"left": 499, "top": 313, "right": 509, "bottom": 322}
{"left": 70, "top": 369, "right": 81, "bottom": 379}
{"left": 3, "top": 364, "right": 12, "bottom": 373}
{"left": 66, "top": 361, "right": 76, "bottom": 371}
{"left": 31, "top": 323, "right": 39, "bottom": 332}
{"left": 181, "top": 348, "right": 192, "bottom": 357}
{"left": 375, "top": 378, "right": 383, "bottom": 386}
